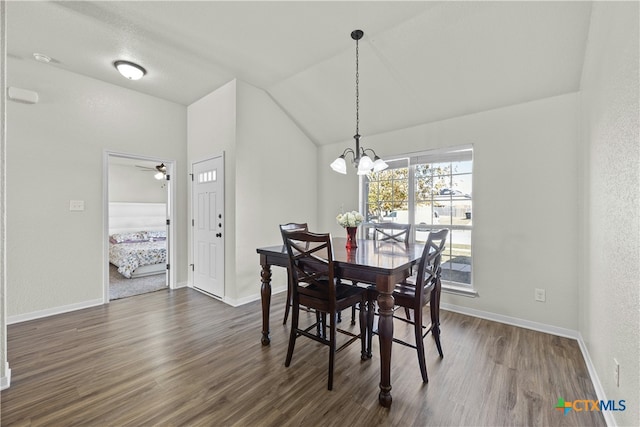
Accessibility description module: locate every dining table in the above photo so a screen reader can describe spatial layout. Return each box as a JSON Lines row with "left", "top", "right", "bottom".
{"left": 256, "top": 236, "right": 426, "bottom": 407}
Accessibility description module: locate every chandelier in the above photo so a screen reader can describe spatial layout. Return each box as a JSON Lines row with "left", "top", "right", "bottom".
{"left": 330, "top": 30, "right": 388, "bottom": 175}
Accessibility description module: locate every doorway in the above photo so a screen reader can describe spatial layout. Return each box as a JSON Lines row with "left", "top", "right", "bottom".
{"left": 191, "top": 155, "right": 225, "bottom": 298}
{"left": 104, "top": 152, "right": 176, "bottom": 302}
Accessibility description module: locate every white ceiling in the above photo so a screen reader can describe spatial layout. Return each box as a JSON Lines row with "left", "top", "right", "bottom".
{"left": 6, "top": 1, "right": 593, "bottom": 146}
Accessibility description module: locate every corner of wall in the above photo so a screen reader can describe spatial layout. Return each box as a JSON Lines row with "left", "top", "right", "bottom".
{"left": 1, "top": 0, "right": 8, "bottom": 388}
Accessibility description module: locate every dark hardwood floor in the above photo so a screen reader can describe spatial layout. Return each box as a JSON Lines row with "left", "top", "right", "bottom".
{"left": 1, "top": 288, "right": 605, "bottom": 426}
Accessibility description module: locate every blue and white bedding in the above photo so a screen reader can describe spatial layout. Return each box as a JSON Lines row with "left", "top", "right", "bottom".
{"left": 109, "top": 231, "right": 167, "bottom": 278}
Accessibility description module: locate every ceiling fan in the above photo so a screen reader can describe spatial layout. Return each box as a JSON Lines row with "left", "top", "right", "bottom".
{"left": 135, "top": 163, "right": 166, "bottom": 180}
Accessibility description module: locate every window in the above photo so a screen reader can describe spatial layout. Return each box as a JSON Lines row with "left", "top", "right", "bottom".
{"left": 198, "top": 169, "right": 217, "bottom": 183}
{"left": 362, "top": 145, "right": 474, "bottom": 291}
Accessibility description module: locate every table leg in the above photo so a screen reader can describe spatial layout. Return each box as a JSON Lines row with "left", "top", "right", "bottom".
{"left": 260, "top": 261, "right": 272, "bottom": 346}
{"left": 377, "top": 286, "right": 394, "bottom": 407}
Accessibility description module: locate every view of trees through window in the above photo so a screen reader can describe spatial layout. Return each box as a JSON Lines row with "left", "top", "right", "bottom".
{"left": 362, "top": 147, "right": 473, "bottom": 287}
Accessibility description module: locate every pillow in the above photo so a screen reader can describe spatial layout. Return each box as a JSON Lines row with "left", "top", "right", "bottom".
{"left": 146, "top": 230, "right": 166, "bottom": 239}
{"left": 109, "top": 231, "right": 149, "bottom": 244}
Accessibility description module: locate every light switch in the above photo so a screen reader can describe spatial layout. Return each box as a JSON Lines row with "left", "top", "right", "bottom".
{"left": 69, "top": 200, "right": 85, "bottom": 211}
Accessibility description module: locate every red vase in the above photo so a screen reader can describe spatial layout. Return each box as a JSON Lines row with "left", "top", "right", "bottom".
{"left": 346, "top": 227, "right": 358, "bottom": 249}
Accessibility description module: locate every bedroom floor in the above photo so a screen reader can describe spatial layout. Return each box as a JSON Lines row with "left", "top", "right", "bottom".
{"left": 109, "top": 263, "right": 167, "bottom": 300}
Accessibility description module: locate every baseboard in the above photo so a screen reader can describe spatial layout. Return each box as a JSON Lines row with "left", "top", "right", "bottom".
{"left": 7, "top": 298, "right": 104, "bottom": 325}
{"left": 223, "top": 286, "right": 287, "bottom": 307}
{"left": 440, "top": 302, "right": 579, "bottom": 339}
{"left": 186, "top": 284, "right": 287, "bottom": 308}
{"left": 172, "top": 281, "right": 189, "bottom": 289}
{"left": 1, "top": 362, "right": 11, "bottom": 390}
{"left": 577, "top": 333, "right": 616, "bottom": 427}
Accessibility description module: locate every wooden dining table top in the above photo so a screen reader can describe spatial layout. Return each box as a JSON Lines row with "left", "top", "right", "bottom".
{"left": 257, "top": 237, "right": 424, "bottom": 282}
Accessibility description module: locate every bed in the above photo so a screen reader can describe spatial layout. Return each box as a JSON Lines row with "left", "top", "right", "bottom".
{"left": 109, "top": 202, "right": 167, "bottom": 279}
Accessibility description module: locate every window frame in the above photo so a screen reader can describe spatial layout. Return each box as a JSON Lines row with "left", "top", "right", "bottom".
{"left": 360, "top": 144, "right": 476, "bottom": 296}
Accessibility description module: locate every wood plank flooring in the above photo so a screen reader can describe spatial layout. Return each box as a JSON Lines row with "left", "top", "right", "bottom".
{"left": 1, "top": 288, "right": 605, "bottom": 426}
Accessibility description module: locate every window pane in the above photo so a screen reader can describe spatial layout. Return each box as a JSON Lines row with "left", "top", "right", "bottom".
{"left": 415, "top": 202, "right": 439, "bottom": 226}
{"left": 451, "top": 172, "right": 472, "bottom": 225}
{"left": 365, "top": 163, "right": 408, "bottom": 222}
{"left": 430, "top": 162, "right": 453, "bottom": 178}
{"left": 454, "top": 160, "right": 473, "bottom": 174}
{"left": 441, "top": 229, "right": 472, "bottom": 285}
{"left": 451, "top": 173, "right": 472, "bottom": 199}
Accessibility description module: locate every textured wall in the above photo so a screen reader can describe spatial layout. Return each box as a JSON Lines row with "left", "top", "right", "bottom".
{"left": 235, "top": 80, "right": 318, "bottom": 303}
{"left": 580, "top": 2, "right": 640, "bottom": 426}
{"left": 319, "top": 93, "right": 581, "bottom": 330}
{"left": 187, "top": 79, "right": 238, "bottom": 302}
{"left": 1, "top": 0, "right": 9, "bottom": 388}
{"left": 187, "top": 80, "right": 318, "bottom": 304}
{"left": 6, "top": 58, "right": 187, "bottom": 317}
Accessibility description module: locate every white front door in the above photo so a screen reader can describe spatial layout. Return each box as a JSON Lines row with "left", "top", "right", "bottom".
{"left": 192, "top": 156, "right": 225, "bottom": 297}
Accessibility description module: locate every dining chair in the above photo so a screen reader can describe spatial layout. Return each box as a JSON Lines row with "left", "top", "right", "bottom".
{"left": 279, "top": 222, "right": 309, "bottom": 325}
{"left": 369, "top": 229, "right": 448, "bottom": 383}
{"left": 372, "top": 222, "right": 412, "bottom": 246}
{"left": 351, "top": 222, "right": 413, "bottom": 324}
{"left": 281, "top": 229, "right": 368, "bottom": 390}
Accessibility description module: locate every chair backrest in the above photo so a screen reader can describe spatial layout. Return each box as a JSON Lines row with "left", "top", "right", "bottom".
{"left": 281, "top": 230, "right": 337, "bottom": 309}
{"left": 373, "top": 222, "right": 411, "bottom": 245}
{"left": 413, "top": 229, "right": 448, "bottom": 303}
{"left": 279, "top": 222, "right": 309, "bottom": 284}
{"left": 279, "top": 222, "right": 309, "bottom": 259}
{"left": 279, "top": 222, "right": 309, "bottom": 234}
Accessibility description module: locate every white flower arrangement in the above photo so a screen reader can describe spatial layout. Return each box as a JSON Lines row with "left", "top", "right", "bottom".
{"left": 336, "top": 210, "right": 364, "bottom": 228}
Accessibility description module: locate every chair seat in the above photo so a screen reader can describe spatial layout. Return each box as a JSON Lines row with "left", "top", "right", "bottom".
{"left": 299, "top": 281, "right": 366, "bottom": 312}
{"left": 393, "top": 276, "right": 435, "bottom": 302}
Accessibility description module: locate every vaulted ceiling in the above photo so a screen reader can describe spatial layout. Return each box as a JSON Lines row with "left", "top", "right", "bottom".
{"left": 6, "top": 1, "right": 593, "bottom": 146}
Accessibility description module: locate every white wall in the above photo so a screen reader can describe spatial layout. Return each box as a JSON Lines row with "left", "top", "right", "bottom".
{"left": 580, "top": 2, "right": 639, "bottom": 426}
{"left": 1, "top": 0, "right": 9, "bottom": 389}
{"left": 187, "top": 79, "right": 317, "bottom": 304}
{"left": 6, "top": 57, "right": 188, "bottom": 318}
{"left": 109, "top": 164, "right": 167, "bottom": 203}
{"left": 319, "top": 93, "right": 581, "bottom": 330}
{"left": 187, "top": 79, "right": 238, "bottom": 302}
{"left": 235, "top": 80, "right": 317, "bottom": 303}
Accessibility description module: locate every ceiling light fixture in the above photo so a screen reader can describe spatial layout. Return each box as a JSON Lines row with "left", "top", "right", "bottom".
{"left": 330, "top": 30, "right": 388, "bottom": 176}
{"left": 114, "top": 60, "right": 146, "bottom": 80}
{"left": 33, "top": 53, "right": 52, "bottom": 63}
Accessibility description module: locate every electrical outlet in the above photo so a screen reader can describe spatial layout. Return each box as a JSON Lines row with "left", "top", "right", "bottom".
{"left": 69, "top": 200, "right": 85, "bottom": 211}
{"left": 534, "top": 288, "right": 546, "bottom": 302}
{"left": 614, "top": 359, "right": 620, "bottom": 387}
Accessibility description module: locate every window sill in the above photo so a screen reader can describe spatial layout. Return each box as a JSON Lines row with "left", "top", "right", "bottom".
{"left": 442, "top": 283, "right": 478, "bottom": 298}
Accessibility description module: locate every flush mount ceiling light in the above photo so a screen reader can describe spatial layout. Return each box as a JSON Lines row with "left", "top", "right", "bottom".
{"left": 114, "top": 60, "right": 146, "bottom": 80}
{"left": 330, "top": 29, "right": 388, "bottom": 176}
{"left": 33, "top": 53, "right": 52, "bottom": 63}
